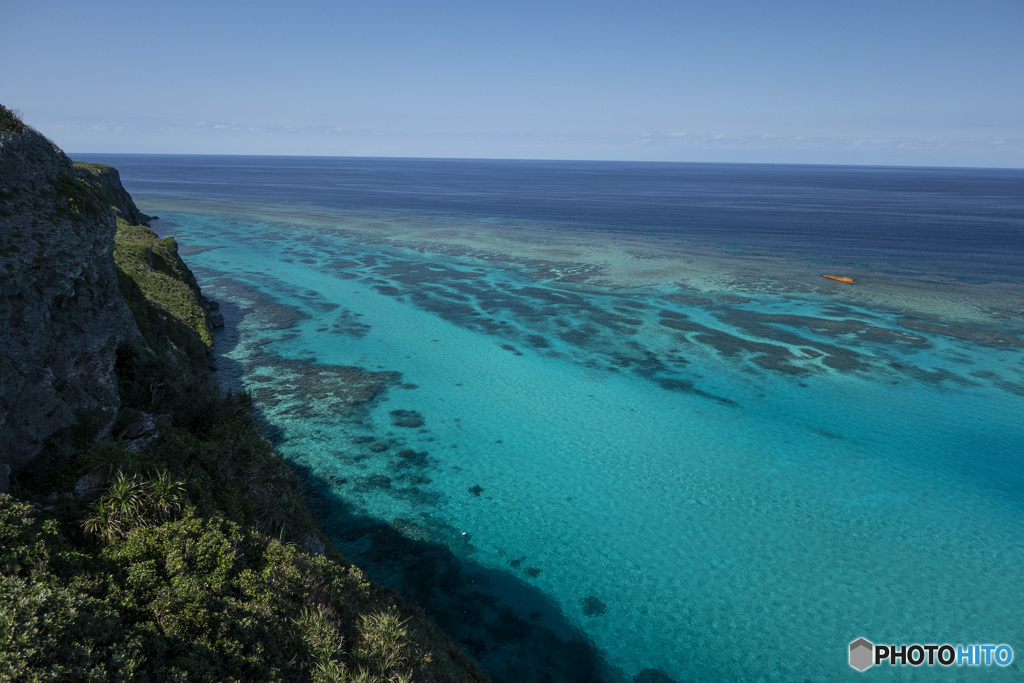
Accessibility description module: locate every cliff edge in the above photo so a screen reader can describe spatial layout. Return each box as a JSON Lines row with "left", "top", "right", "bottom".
{"left": 0, "top": 115, "right": 136, "bottom": 484}
{"left": 0, "top": 106, "right": 486, "bottom": 681}
{"left": 73, "top": 161, "right": 152, "bottom": 226}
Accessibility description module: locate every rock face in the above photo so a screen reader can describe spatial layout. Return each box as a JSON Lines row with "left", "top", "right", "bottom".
{"left": 0, "top": 124, "right": 137, "bottom": 476}
{"left": 73, "top": 161, "right": 151, "bottom": 226}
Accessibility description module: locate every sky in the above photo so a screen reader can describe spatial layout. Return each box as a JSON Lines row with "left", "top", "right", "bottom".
{"left": 2, "top": 0, "right": 1023, "bottom": 167}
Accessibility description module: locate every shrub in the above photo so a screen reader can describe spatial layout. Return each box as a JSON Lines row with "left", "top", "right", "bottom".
{"left": 0, "top": 170, "right": 488, "bottom": 680}
{"left": 0, "top": 104, "right": 24, "bottom": 133}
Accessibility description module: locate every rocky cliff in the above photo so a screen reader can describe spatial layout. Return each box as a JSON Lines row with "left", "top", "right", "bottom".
{"left": 0, "top": 106, "right": 487, "bottom": 682}
{"left": 73, "top": 161, "right": 152, "bottom": 226}
{"left": 0, "top": 121, "right": 136, "bottom": 486}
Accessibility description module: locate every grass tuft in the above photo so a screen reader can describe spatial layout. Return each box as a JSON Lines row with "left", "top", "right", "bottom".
{"left": 0, "top": 104, "right": 25, "bottom": 133}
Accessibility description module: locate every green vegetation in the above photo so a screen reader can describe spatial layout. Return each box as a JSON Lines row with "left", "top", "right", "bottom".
{"left": 50, "top": 172, "right": 109, "bottom": 221}
{"left": 1, "top": 206, "right": 485, "bottom": 680}
{"left": 0, "top": 488, "right": 466, "bottom": 681}
{"left": 114, "top": 218, "right": 214, "bottom": 365}
{"left": 72, "top": 161, "right": 114, "bottom": 174}
{"left": 72, "top": 162, "right": 151, "bottom": 226}
{"left": 0, "top": 104, "right": 24, "bottom": 133}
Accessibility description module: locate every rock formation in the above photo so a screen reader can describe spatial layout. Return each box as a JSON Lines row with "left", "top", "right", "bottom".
{"left": 73, "top": 161, "right": 152, "bottom": 226}
{"left": 0, "top": 123, "right": 136, "bottom": 481}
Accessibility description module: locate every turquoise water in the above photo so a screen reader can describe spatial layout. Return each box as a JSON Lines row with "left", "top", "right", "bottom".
{"left": 131, "top": 203, "right": 1024, "bottom": 681}
{"left": 76, "top": 154, "right": 1024, "bottom": 681}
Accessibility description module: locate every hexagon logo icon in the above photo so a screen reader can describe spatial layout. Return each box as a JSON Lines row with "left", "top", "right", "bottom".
{"left": 849, "top": 638, "right": 874, "bottom": 671}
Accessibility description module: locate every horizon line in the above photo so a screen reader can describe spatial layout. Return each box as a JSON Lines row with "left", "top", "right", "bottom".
{"left": 67, "top": 151, "right": 1024, "bottom": 173}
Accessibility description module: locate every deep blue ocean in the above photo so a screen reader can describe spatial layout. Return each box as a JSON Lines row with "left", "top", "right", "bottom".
{"left": 79, "top": 154, "right": 1024, "bottom": 681}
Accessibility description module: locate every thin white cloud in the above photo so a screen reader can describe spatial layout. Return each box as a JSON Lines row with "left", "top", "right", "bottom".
{"left": 41, "top": 114, "right": 1024, "bottom": 164}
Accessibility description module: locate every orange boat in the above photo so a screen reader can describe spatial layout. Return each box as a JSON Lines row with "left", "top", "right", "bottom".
{"left": 821, "top": 274, "right": 855, "bottom": 284}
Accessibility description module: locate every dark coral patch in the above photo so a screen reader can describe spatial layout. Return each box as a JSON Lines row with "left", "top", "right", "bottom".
{"left": 663, "top": 293, "right": 714, "bottom": 306}
{"left": 751, "top": 312, "right": 929, "bottom": 347}
{"left": 582, "top": 595, "right": 607, "bottom": 617}
{"left": 820, "top": 354, "right": 865, "bottom": 372}
{"left": 716, "top": 294, "right": 752, "bottom": 304}
{"left": 390, "top": 409, "right": 424, "bottom": 428}
{"left": 899, "top": 317, "right": 1024, "bottom": 348}
{"left": 558, "top": 325, "right": 599, "bottom": 346}
{"left": 392, "top": 449, "right": 430, "bottom": 469}
{"left": 525, "top": 334, "right": 550, "bottom": 348}
{"left": 500, "top": 343, "right": 523, "bottom": 356}
{"left": 331, "top": 309, "right": 371, "bottom": 337}
{"left": 586, "top": 310, "right": 643, "bottom": 332}
{"left": 516, "top": 286, "right": 589, "bottom": 307}
{"left": 468, "top": 485, "right": 484, "bottom": 497}
{"left": 655, "top": 378, "right": 738, "bottom": 406}
{"left": 233, "top": 348, "right": 398, "bottom": 421}
{"left": 353, "top": 474, "right": 392, "bottom": 490}
{"left": 634, "top": 668, "right": 678, "bottom": 683}
{"left": 888, "top": 362, "right": 977, "bottom": 387}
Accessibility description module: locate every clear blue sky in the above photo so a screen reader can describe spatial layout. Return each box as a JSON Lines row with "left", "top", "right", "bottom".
{"left": 3, "top": 0, "right": 1022, "bottom": 166}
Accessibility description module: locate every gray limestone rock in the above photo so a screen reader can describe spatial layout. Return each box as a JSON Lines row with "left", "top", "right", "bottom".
{"left": 304, "top": 534, "right": 326, "bottom": 556}
{"left": 0, "top": 124, "right": 137, "bottom": 475}
{"left": 73, "top": 473, "right": 103, "bottom": 500}
{"left": 74, "top": 162, "right": 151, "bottom": 226}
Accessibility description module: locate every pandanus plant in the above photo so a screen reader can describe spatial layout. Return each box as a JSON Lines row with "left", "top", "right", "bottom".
{"left": 83, "top": 469, "right": 186, "bottom": 541}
